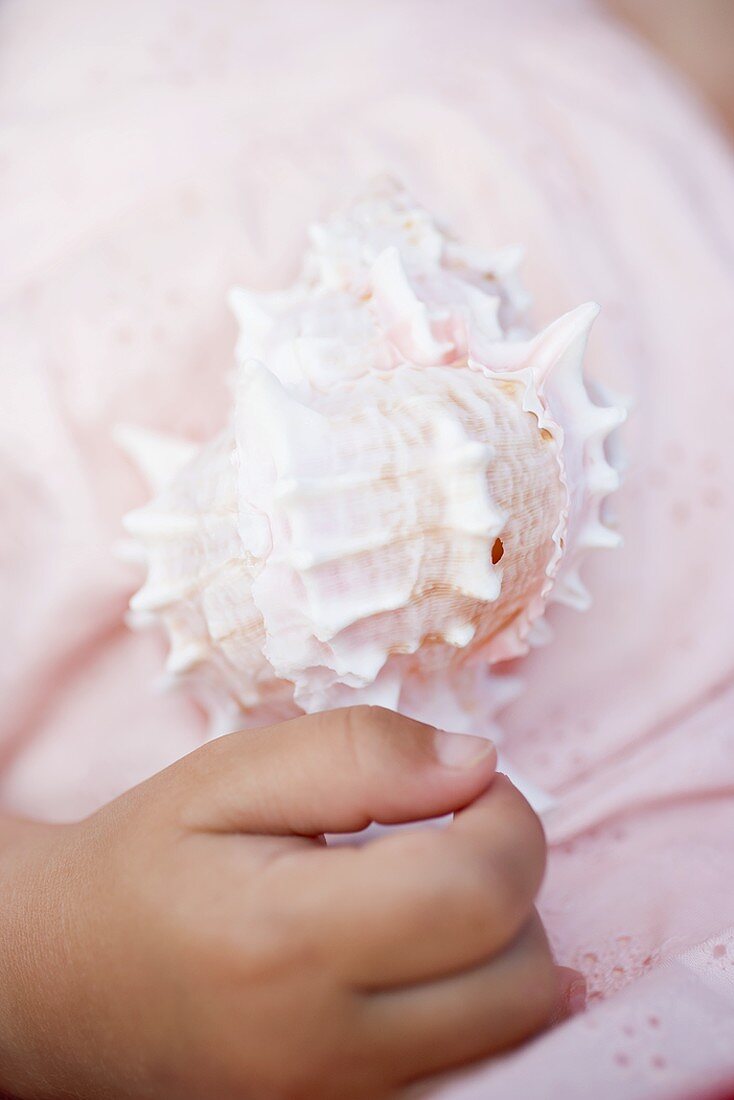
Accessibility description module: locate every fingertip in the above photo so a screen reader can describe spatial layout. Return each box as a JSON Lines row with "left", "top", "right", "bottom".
{"left": 428, "top": 730, "right": 498, "bottom": 812}
{"left": 551, "top": 966, "right": 587, "bottom": 1024}
{"left": 433, "top": 730, "right": 497, "bottom": 773}
{"left": 362, "top": 711, "right": 498, "bottom": 817}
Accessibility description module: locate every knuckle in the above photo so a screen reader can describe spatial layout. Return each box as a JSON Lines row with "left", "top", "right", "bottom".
{"left": 341, "top": 705, "right": 375, "bottom": 775}
{"left": 340, "top": 705, "right": 402, "bottom": 773}
{"left": 338, "top": 705, "right": 440, "bottom": 792}
{"left": 343, "top": 703, "right": 381, "bottom": 745}
{"left": 346, "top": 704, "right": 392, "bottom": 733}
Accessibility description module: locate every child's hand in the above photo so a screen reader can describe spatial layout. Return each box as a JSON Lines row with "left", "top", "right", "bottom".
{"left": 0, "top": 707, "right": 572, "bottom": 1100}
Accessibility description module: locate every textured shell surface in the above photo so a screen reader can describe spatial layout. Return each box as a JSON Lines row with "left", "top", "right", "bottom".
{"left": 122, "top": 180, "right": 625, "bottom": 739}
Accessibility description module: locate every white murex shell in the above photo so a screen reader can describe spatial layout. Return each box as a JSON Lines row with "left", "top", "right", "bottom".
{"left": 120, "top": 180, "right": 626, "bottom": 749}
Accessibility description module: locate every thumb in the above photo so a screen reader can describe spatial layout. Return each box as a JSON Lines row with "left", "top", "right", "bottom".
{"left": 174, "top": 706, "right": 497, "bottom": 836}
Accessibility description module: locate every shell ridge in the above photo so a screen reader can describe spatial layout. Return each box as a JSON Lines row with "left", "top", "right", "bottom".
{"left": 122, "top": 180, "right": 625, "bottom": 737}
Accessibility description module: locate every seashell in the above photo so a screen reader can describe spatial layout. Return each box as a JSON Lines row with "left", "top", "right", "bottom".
{"left": 121, "top": 180, "right": 625, "bottom": 740}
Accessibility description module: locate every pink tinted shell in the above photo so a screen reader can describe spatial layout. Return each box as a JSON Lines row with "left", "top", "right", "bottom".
{"left": 122, "top": 183, "right": 625, "bottom": 734}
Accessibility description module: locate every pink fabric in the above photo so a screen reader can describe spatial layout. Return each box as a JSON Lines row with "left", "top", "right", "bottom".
{"left": 447, "top": 929, "right": 734, "bottom": 1100}
{"left": 1, "top": 0, "right": 733, "bottom": 1095}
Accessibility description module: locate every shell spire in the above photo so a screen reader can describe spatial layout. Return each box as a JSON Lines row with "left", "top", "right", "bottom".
{"left": 122, "top": 180, "right": 625, "bottom": 738}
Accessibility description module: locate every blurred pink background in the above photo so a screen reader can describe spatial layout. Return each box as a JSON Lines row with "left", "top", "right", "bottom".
{"left": 1, "top": 1, "right": 733, "bottom": 1096}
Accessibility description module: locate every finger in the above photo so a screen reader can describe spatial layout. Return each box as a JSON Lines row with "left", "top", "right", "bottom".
{"left": 173, "top": 706, "right": 497, "bottom": 836}
{"left": 268, "top": 776, "right": 545, "bottom": 986}
{"left": 363, "top": 912, "right": 558, "bottom": 1086}
{"left": 550, "top": 966, "right": 587, "bottom": 1023}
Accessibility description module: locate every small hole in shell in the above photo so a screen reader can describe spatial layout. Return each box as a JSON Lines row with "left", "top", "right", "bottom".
{"left": 491, "top": 538, "right": 504, "bottom": 565}
{"left": 540, "top": 428, "right": 553, "bottom": 442}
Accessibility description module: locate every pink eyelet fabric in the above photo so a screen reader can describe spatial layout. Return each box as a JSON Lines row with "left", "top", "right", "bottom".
{"left": 1, "top": 2, "right": 733, "bottom": 1096}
